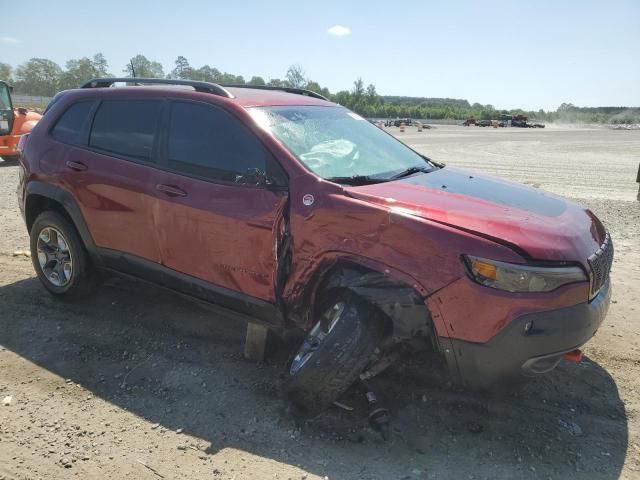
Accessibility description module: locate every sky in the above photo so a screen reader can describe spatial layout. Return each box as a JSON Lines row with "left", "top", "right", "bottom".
{"left": 1, "top": 0, "right": 639, "bottom": 110}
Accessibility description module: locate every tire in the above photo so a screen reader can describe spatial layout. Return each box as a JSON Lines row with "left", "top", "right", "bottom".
{"left": 30, "top": 211, "right": 98, "bottom": 299}
{"left": 284, "top": 291, "right": 387, "bottom": 417}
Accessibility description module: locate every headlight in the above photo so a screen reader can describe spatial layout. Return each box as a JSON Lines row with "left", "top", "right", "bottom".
{"left": 464, "top": 255, "right": 587, "bottom": 293}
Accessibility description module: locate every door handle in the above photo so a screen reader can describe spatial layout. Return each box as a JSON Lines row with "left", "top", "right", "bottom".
{"left": 65, "top": 160, "right": 88, "bottom": 172}
{"left": 156, "top": 184, "right": 187, "bottom": 197}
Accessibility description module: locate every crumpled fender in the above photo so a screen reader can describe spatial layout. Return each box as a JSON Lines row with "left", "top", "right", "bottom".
{"left": 282, "top": 252, "right": 433, "bottom": 340}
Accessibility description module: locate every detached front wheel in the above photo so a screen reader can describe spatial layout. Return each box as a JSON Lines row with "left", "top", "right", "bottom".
{"left": 284, "top": 292, "right": 386, "bottom": 417}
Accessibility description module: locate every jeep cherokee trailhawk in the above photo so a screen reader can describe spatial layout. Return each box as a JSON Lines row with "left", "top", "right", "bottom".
{"left": 17, "top": 78, "right": 613, "bottom": 415}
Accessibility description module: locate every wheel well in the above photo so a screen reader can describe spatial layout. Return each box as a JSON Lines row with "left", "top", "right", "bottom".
{"left": 25, "top": 194, "right": 74, "bottom": 233}
{"left": 311, "top": 261, "right": 434, "bottom": 341}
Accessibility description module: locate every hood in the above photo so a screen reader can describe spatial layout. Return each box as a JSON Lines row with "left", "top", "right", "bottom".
{"left": 344, "top": 167, "right": 604, "bottom": 263}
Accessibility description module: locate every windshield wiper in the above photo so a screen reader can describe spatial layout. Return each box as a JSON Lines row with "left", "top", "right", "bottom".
{"left": 389, "top": 165, "right": 433, "bottom": 180}
{"left": 326, "top": 175, "right": 389, "bottom": 186}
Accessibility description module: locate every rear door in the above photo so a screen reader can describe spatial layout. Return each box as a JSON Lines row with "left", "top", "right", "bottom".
{"left": 153, "top": 100, "right": 288, "bottom": 303}
{"left": 56, "top": 98, "right": 164, "bottom": 263}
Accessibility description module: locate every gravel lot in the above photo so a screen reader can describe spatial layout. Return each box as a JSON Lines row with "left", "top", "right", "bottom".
{"left": 1, "top": 125, "right": 639, "bottom": 479}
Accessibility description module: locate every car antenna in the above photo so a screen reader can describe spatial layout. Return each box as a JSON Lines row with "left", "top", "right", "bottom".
{"left": 129, "top": 60, "right": 141, "bottom": 87}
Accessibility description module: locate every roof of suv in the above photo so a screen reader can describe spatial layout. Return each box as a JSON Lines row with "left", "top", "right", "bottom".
{"left": 224, "top": 86, "right": 333, "bottom": 107}
{"left": 75, "top": 78, "right": 335, "bottom": 108}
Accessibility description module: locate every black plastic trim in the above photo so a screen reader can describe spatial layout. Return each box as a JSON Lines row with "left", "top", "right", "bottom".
{"left": 319, "top": 263, "right": 432, "bottom": 339}
{"left": 445, "top": 280, "right": 611, "bottom": 388}
{"left": 96, "top": 248, "right": 284, "bottom": 327}
{"left": 24, "top": 181, "right": 96, "bottom": 251}
{"left": 81, "top": 77, "right": 234, "bottom": 98}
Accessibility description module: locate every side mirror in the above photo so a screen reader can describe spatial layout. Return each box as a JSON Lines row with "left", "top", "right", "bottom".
{"left": 240, "top": 168, "right": 266, "bottom": 185}
{"left": 235, "top": 168, "right": 280, "bottom": 187}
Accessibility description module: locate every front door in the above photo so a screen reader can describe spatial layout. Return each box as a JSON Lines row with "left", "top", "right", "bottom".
{"left": 153, "top": 100, "right": 288, "bottom": 304}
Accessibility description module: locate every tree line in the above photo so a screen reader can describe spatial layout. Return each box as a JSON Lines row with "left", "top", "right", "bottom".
{"left": 1, "top": 54, "right": 638, "bottom": 124}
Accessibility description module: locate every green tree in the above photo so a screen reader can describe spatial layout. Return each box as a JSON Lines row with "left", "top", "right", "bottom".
{"left": 0, "top": 62, "right": 13, "bottom": 82}
{"left": 59, "top": 53, "right": 110, "bottom": 90}
{"left": 305, "top": 80, "right": 321, "bottom": 93}
{"left": 92, "top": 53, "right": 109, "bottom": 76}
{"left": 352, "top": 78, "right": 365, "bottom": 101}
{"left": 305, "top": 80, "right": 330, "bottom": 98}
{"left": 248, "top": 76, "right": 266, "bottom": 86}
{"left": 124, "top": 54, "right": 164, "bottom": 78}
{"left": 194, "top": 65, "right": 222, "bottom": 82}
{"left": 334, "top": 90, "right": 351, "bottom": 106}
{"left": 219, "top": 72, "right": 244, "bottom": 84}
{"left": 169, "top": 56, "right": 193, "bottom": 79}
{"left": 14, "top": 58, "right": 62, "bottom": 96}
{"left": 268, "top": 78, "right": 285, "bottom": 87}
{"left": 285, "top": 64, "right": 307, "bottom": 88}
{"left": 366, "top": 83, "right": 378, "bottom": 103}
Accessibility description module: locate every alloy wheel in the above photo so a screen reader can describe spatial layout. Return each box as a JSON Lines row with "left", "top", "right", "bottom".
{"left": 36, "top": 227, "right": 73, "bottom": 287}
{"left": 289, "top": 302, "right": 345, "bottom": 375}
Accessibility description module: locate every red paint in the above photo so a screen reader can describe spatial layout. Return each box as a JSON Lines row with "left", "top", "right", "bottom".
{"left": 151, "top": 169, "right": 288, "bottom": 301}
{"left": 20, "top": 85, "right": 609, "bottom": 348}
{"left": 563, "top": 349, "right": 583, "bottom": 363}
{"left": 427, "top": 276, "right": 589, "bottom": 342}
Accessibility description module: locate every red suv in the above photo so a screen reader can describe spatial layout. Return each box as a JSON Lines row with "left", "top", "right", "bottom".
{"left": 17, "top": 78, "right": 612, "bottom": 416}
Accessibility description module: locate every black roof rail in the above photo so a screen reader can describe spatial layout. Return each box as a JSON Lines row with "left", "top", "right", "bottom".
{"left": 80, "top": 78, "right": 234, "bottom": 98}
{"left": 221, "top": 84, "right": 329, "bottom": 101}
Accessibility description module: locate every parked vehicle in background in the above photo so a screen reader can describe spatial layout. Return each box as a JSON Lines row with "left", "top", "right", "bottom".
{"left": 17, "top": 77, "right": 613, "bottom": 417}
{"left": 393, "top": 118, "right": 413, "bottom": 127}
{"left": 477, "top": 119, "right": 492, "bottom": 127}
{"left": 0, "top": 80, "right": 42, "bottom": 161}
{"left": 512, "top": 115, "right": 546, "bottom": 128}
{"left": 462, "top": 118, "right": 476, "bottom": 126}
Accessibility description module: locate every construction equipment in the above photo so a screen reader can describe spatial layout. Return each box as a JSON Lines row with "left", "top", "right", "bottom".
{"left": 0, "top": 80, "right": 42, "bottom": 161}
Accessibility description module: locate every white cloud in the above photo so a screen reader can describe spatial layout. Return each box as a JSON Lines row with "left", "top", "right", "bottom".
{"left": 327, "top": 25, "right": 351, "bottom": 37}
{"left": 0, "top": 37, "right": 20, "bottom": 44}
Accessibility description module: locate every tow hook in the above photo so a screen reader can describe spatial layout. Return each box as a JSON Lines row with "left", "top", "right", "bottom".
{"left": 563, "top": 349, "right": 583, "bottom": 363}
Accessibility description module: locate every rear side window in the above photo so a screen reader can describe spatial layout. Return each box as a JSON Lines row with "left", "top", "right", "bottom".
{"left": 167, "top": 101, "right": 269, "bottom": 183}
{"left": 51, "top": 101, "right": 94, "bottom": 145}
{"left": 90, "top": 100, "right": 161, "bottom": 161}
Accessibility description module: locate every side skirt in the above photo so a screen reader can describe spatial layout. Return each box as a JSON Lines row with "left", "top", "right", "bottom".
{"left": 96, "top": 248, "right": 285, "bottom": 328}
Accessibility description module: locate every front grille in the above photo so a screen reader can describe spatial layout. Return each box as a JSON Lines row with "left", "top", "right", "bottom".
{"left": 588, "top": 231, "right": 613, "bottom": 298}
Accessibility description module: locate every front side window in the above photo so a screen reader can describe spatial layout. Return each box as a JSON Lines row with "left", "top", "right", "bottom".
{"left": 249, "top": 106, "right": 437, "bottom": 183}
{"left": 90, "top": 100, "right": 162, "bottom": 161}
{"left": 51, "top": 101, "right": 94, "bottom": 145}
{"left": 167, "top": 101, "right": 272, "bottom": 184}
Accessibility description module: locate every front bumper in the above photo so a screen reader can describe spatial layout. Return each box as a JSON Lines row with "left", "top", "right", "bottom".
{"left": 444, "top": 280, "right": 611, "bottom": 388}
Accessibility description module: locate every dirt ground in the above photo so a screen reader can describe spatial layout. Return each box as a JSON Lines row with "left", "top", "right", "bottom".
{"left": 1, "top": 125, "right": 639, "bottom": 480}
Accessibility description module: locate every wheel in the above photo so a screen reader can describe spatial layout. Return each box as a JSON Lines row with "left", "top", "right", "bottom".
{"left": 30, "top": 211, "right": 98, "bottom": 299}
{"left": 284, "top": 291, "right": 387, "bottom": 417}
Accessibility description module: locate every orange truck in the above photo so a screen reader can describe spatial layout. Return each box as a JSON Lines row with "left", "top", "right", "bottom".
{"left": 0, "top": 80, "right": 42, "bottom": 161}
